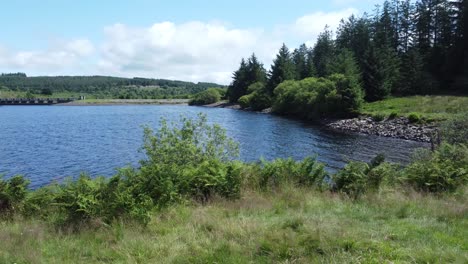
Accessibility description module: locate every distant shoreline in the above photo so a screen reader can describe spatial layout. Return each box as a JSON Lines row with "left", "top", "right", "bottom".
{"left": 57, "top": 99, "right": 190, "bottom": 106}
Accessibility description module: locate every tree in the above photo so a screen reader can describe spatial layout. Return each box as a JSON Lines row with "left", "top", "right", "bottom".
{"left": 398, "top": 48, "right": 434, "bottom": 94}
{"left": 292, "top": 44, "right": 311, "bottom": 80}
{"left": 41, "top": 88, "right": 53, "bottom": 96}
{"left": 245, "top": 54, "right": 267, "bottom": 85}
{"left": 330, "top": 48, "right": 362, "bottom": 87}
{"left": 266, "top": 43, "right": 295, "bottom": 94}
{"left": 312, "top": 27, "right": 335, "bottom": 77}
{"left": 227, "top": 59, "right": 249, "bottom": 102}
{"left": 362, "top": 45, "right": 400, "bottom": 101}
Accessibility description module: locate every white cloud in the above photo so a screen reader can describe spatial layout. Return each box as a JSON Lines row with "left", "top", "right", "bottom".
{"left": 0, "top": 39, "right": 95, "bottom": 74}
{"left": 97, "top": 21, "right": 280, "bottom": 84}
{"left": 293, "top": 8, "right": 358, "bottom": 44}
{"left": 0, "top": 8, "right": 359, "bottom": 84}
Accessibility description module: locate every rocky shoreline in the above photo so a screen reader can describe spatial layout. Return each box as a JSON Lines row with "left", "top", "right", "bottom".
{"left": 324, "top": 117, "right": 437, "bottom": 143}
{"left": 202, "top": 102, "right": 437, "bottom": 143}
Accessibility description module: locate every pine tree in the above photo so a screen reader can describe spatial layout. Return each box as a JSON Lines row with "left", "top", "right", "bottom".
{"left": 399, "top": 48, "right": 433, "bottom": 94}
{"left": 313, "top": 28, "right": 335, "bottom": 77}
{"left": 330, "top": 49, "right": 362, "bottom": 86}
{"left": 227, "top": 59, "right": 249, "bottom": 102}
{"left": 306, "top": 48, "right": 317, "bottom": 78}
{"left": 246, "top": 53, "right": 267, "bottom": 85}
{"left": 292, "top": 44, "right": 309, "bottom": 80}
{"left": 266, "top": 43, "right": 295, "bottom": 94}
{"left": 335, "top": 15, "right": 372, "bottom": 73}
{"left": 363, "top": 45, "right": 400, "bottom": 101}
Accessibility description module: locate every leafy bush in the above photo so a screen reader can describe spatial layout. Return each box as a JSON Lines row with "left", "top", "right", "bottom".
{"left": 273, "top": 74, "right": 363, "bottom": 119}
{"left": 402, "top": 143, "right": 468, "bottom": 192}
{"left": 0, "top": 175, "right": 29, "bottom": 215}
{"left": 333, "top": 162, "right": 370, "bottom": 199}
{"left": 138, "top": 114, "right": 240, "bottom": 205}
{"left": 189, "top": 88, "right": 221, "bottom": 105}
{"left": 254, "top": 157, "right": 327, "bottom": 191}
{"left": 238, "top": 94, "right": 253, "bottom": 109}
{"left": 332, "top": 153, "right": 400, "bottom": 197}
{"left": 408, "top": 112, "right": 421, "bottom": 123}
{"left": 372, "top": 113, "right": 386, "bottom": 122}
{"left": 439, "top": 114, "right": 468, "bottom": 144}
{"left": 388, "top": 111, "right": 398, "bottom": 119}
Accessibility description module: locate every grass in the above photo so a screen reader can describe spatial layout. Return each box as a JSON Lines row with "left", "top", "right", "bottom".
{"left": 361, "top": 95, "right": 468, "bottom": 122}
{"left": 1, "top": 186, "right": 466, "bottom": 263}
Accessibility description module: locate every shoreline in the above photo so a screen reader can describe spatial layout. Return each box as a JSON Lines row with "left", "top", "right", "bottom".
{"left": 56, "top": 99, "right": 190, "bottom": 106}
{"left": 202, "top": 101, "right": 436, "bottom": 143}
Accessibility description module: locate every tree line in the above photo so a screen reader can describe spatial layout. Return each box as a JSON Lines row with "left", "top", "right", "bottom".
{"left": 0, "top": 73, "right": 223, "bottom": 98}
{"left": 228, "top": 0, "right": 467, "bottom": 116}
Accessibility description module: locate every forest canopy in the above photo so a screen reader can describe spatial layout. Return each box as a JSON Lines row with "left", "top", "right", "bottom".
{"left": 227, "top": 0, "right": 468, "bottom": 117}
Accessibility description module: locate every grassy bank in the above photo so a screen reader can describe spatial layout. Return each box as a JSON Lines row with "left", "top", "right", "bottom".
{"left": 1, "top": 114, "right": 467, "bottom": 263}
{"left": 1, "top": 187, "right": 466, "bottom": 263}
{"left": 361, "top": 96, "right": 468, "bottom": 122}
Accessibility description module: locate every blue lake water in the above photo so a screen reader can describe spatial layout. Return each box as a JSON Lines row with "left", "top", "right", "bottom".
{"left": 0, "top": 105, "right": 427, "bottom": 188}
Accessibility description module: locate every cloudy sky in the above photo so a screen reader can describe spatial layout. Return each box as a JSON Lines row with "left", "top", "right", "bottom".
{"left": 0, "top": 0, "right": 381, "bottom": 84}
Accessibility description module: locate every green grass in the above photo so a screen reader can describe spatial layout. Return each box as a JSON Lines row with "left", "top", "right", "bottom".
{"left": 1, "top": 187, "right": 466, "bottom": 263}
{"left": 361, "top": 96, "right": 468, "bottom": 122}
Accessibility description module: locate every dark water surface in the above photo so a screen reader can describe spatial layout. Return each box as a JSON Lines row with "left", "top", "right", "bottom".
{"left": 0, "top": 105, "right": 427, "bottom": 188}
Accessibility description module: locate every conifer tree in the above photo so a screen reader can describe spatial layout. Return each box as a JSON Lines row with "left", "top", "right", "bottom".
{"left": 227, "top": 59, "right": 249, "bottom": 102}
{"left": 292, "top": 44, "right": 309, "bottom": 80}
{"left": 267, "top": 43, "right": 295, "bottom": 94}
{"left": 312, "top": 28, "right": 335, "bottom": 77}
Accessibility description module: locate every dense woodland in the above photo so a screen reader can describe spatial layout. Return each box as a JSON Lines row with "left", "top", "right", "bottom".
{"left": 228, "top": 0, "right": 468, "bottom": 118}
{"left": 0, "top": 73, "right": 223, "bottom": 99}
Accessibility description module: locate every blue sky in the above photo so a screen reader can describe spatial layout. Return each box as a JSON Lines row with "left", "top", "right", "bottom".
{"left": 0, "top": 0, "right": 381, "bottom": 83}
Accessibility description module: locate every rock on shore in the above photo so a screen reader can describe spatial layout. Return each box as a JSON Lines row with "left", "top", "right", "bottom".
{"left": 325, "top": 117, "right": 437, "bottom": 142}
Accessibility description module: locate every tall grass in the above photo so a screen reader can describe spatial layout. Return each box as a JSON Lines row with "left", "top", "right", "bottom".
{"left": 1, "top": 114, "right": 467, "bottom": 263}
{"left": 361, "top": 95, "right": 468, "bottom": 121}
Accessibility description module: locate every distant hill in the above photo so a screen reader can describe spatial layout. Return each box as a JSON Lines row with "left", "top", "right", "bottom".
{"left": 0, "top": 73, "right": 224, "bottom": 99}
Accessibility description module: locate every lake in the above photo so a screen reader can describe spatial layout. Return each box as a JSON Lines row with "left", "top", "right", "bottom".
{"left": 0, "top": 105, "right": 427, "bottom": 188}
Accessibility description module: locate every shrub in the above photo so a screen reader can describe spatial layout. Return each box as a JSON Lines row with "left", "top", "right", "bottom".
{"left": 372, "top": 113, "right": 386, "bottom": 122}
{"left": 238, "top": 94, "right": 252, "bottom": 109}
{"left": 0, "top": 175, "right": 29, "bottom": 215}
{"left": 189, "top": 88, "right": 221, "bottom": 105}
{"left": 139, "top": 114, "right": 240, "bottom": 205}
{"left": 408, "top": 112, "right": 421, "bottom": 123}
{"left": 402, "top": 143, "right": 468, "bottom": 193}
{"left": 333, "top": 162, "right": 370, "bottom": 199}
{"left": 273, "top": 74, "right": 363, "bottom": 119}
{"left": 388, "top": 111, "right": 398, "bottom": 119}
{"left": 241, "top": 82, "right": 273, "bottom": 111}
{"left": 439, "top": 114, "right": 468, "bottom": 144}
{"left": 256, "top": 157, "right": 327, "bottom": 191}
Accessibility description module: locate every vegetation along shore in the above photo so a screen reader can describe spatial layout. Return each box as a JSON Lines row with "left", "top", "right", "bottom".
{"left": 1, "top": 114, "right": 467, "bottom": 263}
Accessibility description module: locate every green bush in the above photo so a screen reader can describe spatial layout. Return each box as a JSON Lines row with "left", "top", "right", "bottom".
{"left": 372, "top": 113, "right": 386, "bottom": 122}
{"left": 332, "top": 153, "right": 399, "bottom": 197}
{"left": 439, "top": 114, "right": 468, "bottom": 144}
{"left": 273, "top": 74, "right": 363, "bottom": 119}
{"left": 189, "top": 88, "right": 221, "bottom": 105}
{"left": 138, "top": 114, "right": 240, "bottom": 205}
{"left": 407, "top": 112, "right": 421, "bottom": 123}
{"left": 333, "top": 162, "right": 370, "bottom": 199}
{"left": 402, "top": 143, "right": 468, "bottom": 192}
{"left": 254, "top": 157, "right": 327, "bottom": 191}
{"left": 388, "top": 111, "right": 398, "bottom": 119}
{"left": 245, "top": 82, "right": 272, "bottom": 111}
{"left": 0, "top": 175, "right": 29, "bottom": 215}
{"left": 238, "top": 94, "right": 252, "bottom": 109}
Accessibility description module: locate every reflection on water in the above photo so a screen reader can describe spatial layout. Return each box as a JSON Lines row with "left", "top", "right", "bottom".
{"left": 0, "top": 105, "right": 428, "bottom": 188}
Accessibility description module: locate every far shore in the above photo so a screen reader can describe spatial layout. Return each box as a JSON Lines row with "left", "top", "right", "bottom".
{"left": 57, "top": 99, "right": 190, "bottom": 106}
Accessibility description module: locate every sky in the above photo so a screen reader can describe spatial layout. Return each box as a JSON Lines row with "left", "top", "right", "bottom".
{"left": 0, "top": 0, "right": 382, "bottom": 84}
